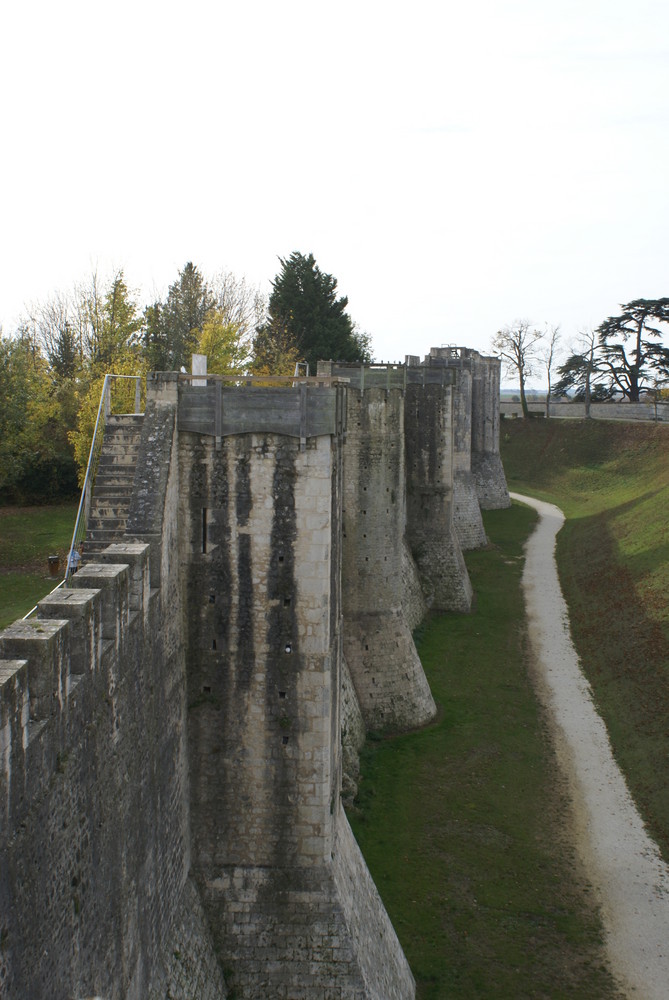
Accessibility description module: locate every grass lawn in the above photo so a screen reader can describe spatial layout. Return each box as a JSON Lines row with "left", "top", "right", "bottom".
{"left": 349, "top": 504, "right": 621, "bottom": 999}
{"left": 501, "top": 418, "right": 669, "bottom": 859}
{"left": 0, "top": 502, "right": 78, "bottom": 628}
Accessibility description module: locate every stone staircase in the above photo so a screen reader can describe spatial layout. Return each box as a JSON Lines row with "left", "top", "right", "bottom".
{"left": 83, "top": 413, "right": 144, "bottom": 557}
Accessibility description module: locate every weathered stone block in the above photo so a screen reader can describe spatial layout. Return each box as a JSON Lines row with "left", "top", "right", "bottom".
{"left": 96, "top": 542, "right": 151, "bottom": 621}
{"left": 37, "top": 588, "right": 101, "bottom": 677}
{"left": 0, "top": 618, "right": 70, "bottom": 722}
{"left": 71, "top": 563, "right": 129, "bottom": 649}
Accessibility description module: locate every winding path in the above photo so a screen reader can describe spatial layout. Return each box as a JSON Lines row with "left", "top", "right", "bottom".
{"left": 512, "top": 493, "right": 669, "bottom": 999}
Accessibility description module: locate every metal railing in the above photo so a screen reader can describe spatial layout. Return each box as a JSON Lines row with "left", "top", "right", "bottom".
{"left": 22, "top": 374, "right": 142, "bottom": 618}
{"left": 65, "top": 374, "right": 143, "bottom": 583}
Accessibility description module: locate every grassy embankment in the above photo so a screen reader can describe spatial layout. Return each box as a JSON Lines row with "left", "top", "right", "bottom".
{"left": 349, "top": 502, "right": 621, "bottom": 999}
{"left": 500, "top": 417, "right": 669, "bottom": 861}
{"left": 0, "top": 503, "right": 78, "bottom": 629}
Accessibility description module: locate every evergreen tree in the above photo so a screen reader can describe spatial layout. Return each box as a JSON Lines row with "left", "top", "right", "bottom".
{"left": 259, "top": 252, "right": 371, "bottom": 373}
{"left": 142, "top": 301, "right": 169, "bottom": 371}
{"left": 554, "top": 300, "right": 669, "bottom": 404}
{"left": 596, "top": 298, "right": 669, "bottom": 401}
{"left": 162, "top": 262, "right": 214, "bottom": 370}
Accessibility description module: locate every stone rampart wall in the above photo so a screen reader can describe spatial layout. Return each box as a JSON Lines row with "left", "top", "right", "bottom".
{"left": 500, "top": 400, "right": 669, "bottom": 421}
{"left": 0, "top": 353, "right": 511, "bottom": 999}
{"left": 0, "top": 385, "right": 225, "bottom": 1000}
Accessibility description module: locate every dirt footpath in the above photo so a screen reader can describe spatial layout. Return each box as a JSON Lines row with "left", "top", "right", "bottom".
{"left": 512, "top": 492, "right": 669, "bottom": 1000}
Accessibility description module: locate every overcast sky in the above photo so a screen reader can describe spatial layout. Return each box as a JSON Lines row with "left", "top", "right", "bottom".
{"left": 1, "top": 0, "right": 668, "bottom": 382}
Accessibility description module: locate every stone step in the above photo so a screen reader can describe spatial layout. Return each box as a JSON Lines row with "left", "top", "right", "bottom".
{"left": 105, "top": 413, "right": 144, "bottom": 434}
{"left": 91, "top": 484, "right": 134, "bottom": 500}
{"left": 84, "top": 412, "right": 143, "bottom": 555}
{"left": 86, "top": 515, "right": 128, "bottom": 536}
{"left": 99, "top": 435, "right": 141, "bottom": 449}
{"left": 98, "top": 450, "right": 140, "bottom": 466}
{"left": 86, "top": 527, "right": 122, "bottom": 545}
{"left": 89, "top": 495, "right": 131, "bottom": 511}
{"left": 94, "top": 470, "right": 136, "bottom": 486}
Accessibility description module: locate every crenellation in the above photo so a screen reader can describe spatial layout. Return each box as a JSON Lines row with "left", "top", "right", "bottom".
{"left": 37, "top": 587, "right": 102, "bottom": 677}
{"left": 0, "top": 617, "right": 71, "bottom": 724}
{"left": 71, "top": 563, "right": 130, "bottom": 651}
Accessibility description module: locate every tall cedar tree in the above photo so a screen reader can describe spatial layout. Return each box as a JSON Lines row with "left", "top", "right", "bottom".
{"left": 596, "top": 298, "right": 669, "bottom": 401}
{"left": 259, "top": 252, "right": 370, "bottom": 373}
{"left": 554, "top": 299, "right": 669, "bottom": 404}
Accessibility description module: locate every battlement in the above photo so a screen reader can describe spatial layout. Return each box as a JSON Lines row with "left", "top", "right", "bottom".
{"left": 0, "top": 564, "right": 136, "bottom": 832}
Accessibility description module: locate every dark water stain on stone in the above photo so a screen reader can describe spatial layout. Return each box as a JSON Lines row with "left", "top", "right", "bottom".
{"left": 265, "top": 443, "right": 299, "bottom": 870}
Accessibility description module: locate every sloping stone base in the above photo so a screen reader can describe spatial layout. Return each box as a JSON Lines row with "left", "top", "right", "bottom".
{"left": 412, "top": 529, "right": 473, "bottom": 613}
{"left": 343, "top": 610, "right": 436, "bottom": 732}
{"left": 196, "top": 811, "right": 415, "bottom": 1000}
{"left": 149, "top": 878, "right": 227, "bottom": 1000}
{"left": 453, "top": 471, "right": 487, "bottom": 550}
{"left": 401, "top": 542, "right": 428, "bottom": 633}
{"left": 472, "top": 453, "right": 511, "bottom": 510}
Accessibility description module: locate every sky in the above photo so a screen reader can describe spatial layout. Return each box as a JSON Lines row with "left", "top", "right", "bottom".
{"left": 1, "top": 0, "right": 668, "bottom": 384}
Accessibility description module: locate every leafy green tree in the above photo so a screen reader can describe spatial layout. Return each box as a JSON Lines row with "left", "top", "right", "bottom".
{"left": 251, "top": 319, "right": 301, "bottom": 377}
{"left": 258, "top": 252, "right": 371, "bottom": 373}
{"left": 0, "top": 331, "right": 78, "bottom": 502}
{"left": 197, "top": 309, "right": 250, "bottom": 375}
{"left": 596, "top": 298, "right": 669, "bottom": 402}
{"left": 94, "top": 271, "right": 142, "bottom": 369}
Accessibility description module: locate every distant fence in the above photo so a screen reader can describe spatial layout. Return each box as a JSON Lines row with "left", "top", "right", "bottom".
{"left": 500, "top": 400, "right": 669, "bottom": 422}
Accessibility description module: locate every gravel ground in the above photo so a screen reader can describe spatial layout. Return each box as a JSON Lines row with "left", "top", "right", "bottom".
{"left": 512, "top": 492, "right": 669, "bottom": 1000}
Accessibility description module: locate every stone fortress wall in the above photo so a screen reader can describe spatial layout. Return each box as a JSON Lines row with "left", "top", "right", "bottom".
{"left": 0, "top": 348, "right": 509, "bottom": 999}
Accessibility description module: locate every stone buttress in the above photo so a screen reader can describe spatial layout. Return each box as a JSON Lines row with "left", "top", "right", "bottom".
{"left": 318, "top": 363, "right": 435, "bottom": 732}
{"left": 419, "top": 350, "right": 487, "bottom": 549}
{"left": 178, "top": 377, "right": 415, "bottom": 1000}
{"left": 403, "top": 364, "right": 474, "bottom": 613}
{"left": 421, "top": 348, "right": 510, "bottom": 511}
{"left": 467, "top": 350, "right": 510, "bottom": 509}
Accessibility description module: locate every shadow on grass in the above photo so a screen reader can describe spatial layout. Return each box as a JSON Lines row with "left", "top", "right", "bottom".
{"left": 558, "top": 509, "right": 669, "bottom": 860}
{"left": 348, "top": 504, "right": 623, "bottom": 1000}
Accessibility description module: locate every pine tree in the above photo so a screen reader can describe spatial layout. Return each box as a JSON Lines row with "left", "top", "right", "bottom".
{"left": 258, "top": 252, "right": 371, "bottom": 373}
{"left": 163, "top": 262, "right": 214, "bottom": 370}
